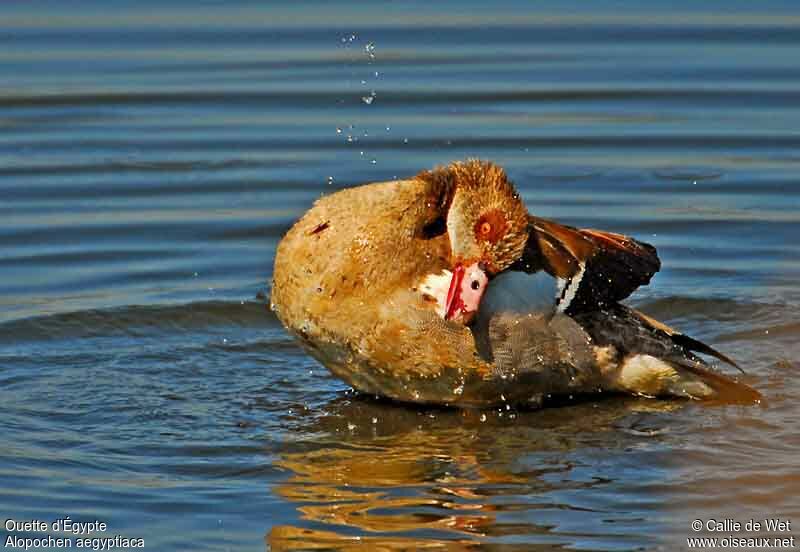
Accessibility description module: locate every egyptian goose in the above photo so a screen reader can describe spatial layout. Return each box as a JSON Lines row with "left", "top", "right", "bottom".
{"left": 270, "top": 160, "right": 759, "bottom": 407}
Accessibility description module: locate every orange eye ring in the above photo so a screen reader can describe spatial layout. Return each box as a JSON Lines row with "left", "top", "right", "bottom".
{"left": 479, "top": 221, "right": 492, "bottom": 236}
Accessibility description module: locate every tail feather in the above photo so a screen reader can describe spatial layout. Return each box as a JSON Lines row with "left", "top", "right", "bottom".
{"left": 671, "top": 359, "right": 762, "bottom": 405}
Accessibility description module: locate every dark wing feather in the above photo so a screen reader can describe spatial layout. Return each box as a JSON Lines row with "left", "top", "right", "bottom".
{"left": 631, "top": 309, "right": 744, "bottom": 373}
{"left": 574, "top": 304, "right": 743, "bottom": 373}
{"left": 512, "top": 216, "right": 661, "bottom": 314}
{"left": 571, "top": 304, "right": 759, "bottom": 403}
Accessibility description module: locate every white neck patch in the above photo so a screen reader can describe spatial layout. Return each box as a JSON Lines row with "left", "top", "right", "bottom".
{"left": 418, "top": 270, "right": 453, "bottom": 318}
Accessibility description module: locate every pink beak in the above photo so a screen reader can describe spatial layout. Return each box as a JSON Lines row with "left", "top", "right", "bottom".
{"left": 444, "top": 262, "right": 489, "bottom": 323}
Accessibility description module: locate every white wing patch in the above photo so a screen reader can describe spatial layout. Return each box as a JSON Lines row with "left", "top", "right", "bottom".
{"left": 556, "top": 262, "right": 586, "bottom": 313}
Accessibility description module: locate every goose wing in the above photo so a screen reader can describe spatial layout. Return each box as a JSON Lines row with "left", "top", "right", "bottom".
{"left": 513, "top": 216, "right": 661, "bottom": 314}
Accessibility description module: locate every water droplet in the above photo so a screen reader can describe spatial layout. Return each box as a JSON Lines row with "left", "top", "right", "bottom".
{"left": 347, "top": 422, "right": 356, "bottom": 431}
{"left": 360, "top": 79, "right": 367, "bottom": 85}
{"left": 327, "top": 176, "right": 334, "bottom": 185}
{"left": 364, "top": 41, "right": 376, "bottom": 59}
{"left": 336, "top": 127, "right": 342, "bottom": 134}
{"left": 385, "top": 126, "right": 391, "bottom": 131}
{"left": 453, "top": 385, "right": 464, "bottom": 396}
{"left": 361, "top": 93, "right": 375, "bottom": 105}
{"left": 479, "top": 413, "right": 487, "bottom": 422}
{"left": 403, "top": 138, "right": 409, "bottom": 144}
{"left": 371, "top": 417, "right": 378, "bottom": 424}
{"left": 370, "top": 158, "right": 376, "bottom": 165}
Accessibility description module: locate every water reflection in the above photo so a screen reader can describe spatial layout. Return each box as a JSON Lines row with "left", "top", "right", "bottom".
{"left": 269, "top": 395, "right": 682, "bottom": 550}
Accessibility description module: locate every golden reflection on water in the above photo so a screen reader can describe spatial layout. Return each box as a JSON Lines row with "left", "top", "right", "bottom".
{"left": 268, "top": 396, "right": 681, "bottom": 550}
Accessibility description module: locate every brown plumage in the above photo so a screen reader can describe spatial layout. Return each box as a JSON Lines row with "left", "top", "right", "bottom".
{"left": 271, "top": 160, "right": 530, "bottom": 406}
{"left": 417, "top": 161, "right": 529, "bottom": 274}
{"left": 271, "top": 159, "right": 760, "bottom": 407}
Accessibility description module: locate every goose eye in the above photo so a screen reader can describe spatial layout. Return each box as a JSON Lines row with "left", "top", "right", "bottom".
{"left": 474, "top": 209, "right": 506, "bottom": 244}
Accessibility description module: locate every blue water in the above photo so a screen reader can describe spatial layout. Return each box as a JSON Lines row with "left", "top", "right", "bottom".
{"left": 1, "top": 2, "right": 799, "bottom": 550}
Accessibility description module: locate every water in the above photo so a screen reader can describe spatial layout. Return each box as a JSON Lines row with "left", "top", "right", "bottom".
{"left": 2, "top": 2, "right": 799, "bottom": 550}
